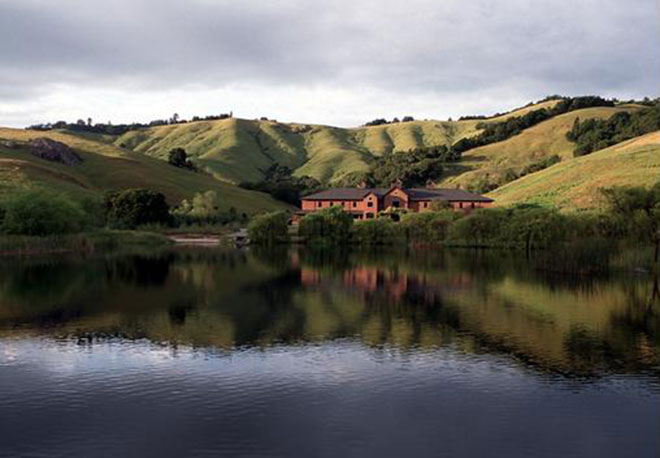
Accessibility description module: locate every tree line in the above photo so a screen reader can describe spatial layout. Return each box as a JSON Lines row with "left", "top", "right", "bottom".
{"left": 0, "top": 187, "right": 248, "bottom": 237}
{"left": 566, "top": 103, "right": 660, "bottom": 156}
{"left": 239, "top": 163, "right": 322, "bottom": 206}
{"left": 249, "top": 183, "right": 660, "bottom": 271}
{"left": 364, "top": 116, "right": 415, "bottom": 126}
{"left": 27, "top": 112, "right": 234, "bottom": 136}
{"left": 452, "top": 96, "right": 615, "bottom": 155}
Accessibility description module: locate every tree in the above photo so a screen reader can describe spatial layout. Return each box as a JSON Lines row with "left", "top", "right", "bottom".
{"left": 602, "top": 183, "right": 660, "bottom": 264}
{"left": 104, "top": 189, "right": 171, "bottom": 229}
{"left": 299, "top": 206, "right": 353, "bottom": 245}
{"left": 0, "top": 189, "right": 87, "bottom": 235}
{"left": 247, "top": 211, "right": 290, "bottom": 245}
{"left": 168, "top": 148, "right": 195, "bottom": 170}
{"left": 441, "top": 122, "right": 458, "bottom": 159}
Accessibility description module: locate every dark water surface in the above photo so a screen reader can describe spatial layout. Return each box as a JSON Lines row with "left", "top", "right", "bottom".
{"left": 0, "top": 247, "right": 658, "bottom": 458}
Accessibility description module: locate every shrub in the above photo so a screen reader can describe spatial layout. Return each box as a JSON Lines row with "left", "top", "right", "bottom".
{"left": 104, "top": 189, "right": 171, "bottom": 229}
{"left": 448, "top": 208, "right": 509, "bottom": 246}
{"left": 247, "top": 211, "right": 290, "bottom": 245}
{"left": 299, "top": 206, "right": 353, "bottom": 245}
{"left": 352, "top": 218, "right": 398, "bottom": 245}
{"left": 0, "top": 189, "right": 87, "bottom": 235}
{"left": 168, "top": 148, "right": 196, "bottom": 170}
{"left": 172, "top": 191, "right": 241, "bottom": 226}
{"left": 399, "top": 211, "right": 461, "bottom": 245}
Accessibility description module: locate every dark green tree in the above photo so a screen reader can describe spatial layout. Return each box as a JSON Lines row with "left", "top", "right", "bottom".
{"left": 104, "top": 189, "right": 171, "bottom": 229}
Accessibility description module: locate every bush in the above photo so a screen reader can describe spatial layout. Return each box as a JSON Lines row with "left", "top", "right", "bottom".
{"left": 399, "top": 211, "right": 460, "bottom": 245}
{"left": 247, "top": 211, "right": 290, "bottom": 245}
{"left": 0, "top": 189, "right": 87, "bottom": 235}
{"left": 104, "top": 189, "right": 171, "bottom": 229}
{"left": 448, "top": 208, "right": 509, "bottom": 246}
{"left": 352, "top": 218, "right": 398, "bottom": 245}
{"left": 172, "top": 191, "right": 242, "bottom": 226}
{"left": 299, "top": 206, "right": 353, "bottom": 245}
{"left": 168, "top": 148, "right": 196, "bottom": 170}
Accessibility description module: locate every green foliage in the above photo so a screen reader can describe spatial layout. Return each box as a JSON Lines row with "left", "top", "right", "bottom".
{"left": 504, "top": 207, "right": 567, "bottom": 252}
{"left": 299, "top": 206, "right": 353, "bottom": 245}
{"left": 368, "top": 146, "right": 455, "bottom": 187}
{"left": 453, "top": 96, "right": 614, "bottom": 154}
{"left": 0, "top": 189, "right": 87, "bottom": 236}
{"left": 104, "top": 189, "right": 171, "bottom": 229}
{"left": 167, "top": 147, "right": 196, "bottom": 170}
{"left": 172, "top": 191, "right": 244, "bottom": 226}
{"left": 399, "top": 211, "right": 461, "bottom": 244}
{"left": 448, "top": 208, "right": 509, "bottom": 246}
{"left": 240, "top": 163, "right": 321, "bottom": 205}
{"left": 601, "top": 183, "right": 660, "bottom": 263}
{"left": 352, "top": 218, "right": 398, "bottom": 245}
{"left": 247, "top": 211, "right": 290, "bottom": 245}
{"left": 567, "top": 104, "right": 660, "bottom": 156}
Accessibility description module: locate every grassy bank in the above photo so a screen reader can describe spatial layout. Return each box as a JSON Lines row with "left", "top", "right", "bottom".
{"left": 0, "top": 230, "right": 171, "bottom": 256}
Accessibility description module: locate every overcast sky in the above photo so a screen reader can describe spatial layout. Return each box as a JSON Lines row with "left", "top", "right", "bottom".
{"left": 0, "top": 0, "right": 658, "bottom": 128}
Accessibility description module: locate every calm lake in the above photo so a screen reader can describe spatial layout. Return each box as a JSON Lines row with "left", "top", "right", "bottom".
{"left": 0, "top": 247, "right": 658, "bottom": 458}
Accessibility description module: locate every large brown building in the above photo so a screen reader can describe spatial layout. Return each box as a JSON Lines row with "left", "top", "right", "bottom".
{"left": 299, "top": 184, "right": 493, "bottom": 220}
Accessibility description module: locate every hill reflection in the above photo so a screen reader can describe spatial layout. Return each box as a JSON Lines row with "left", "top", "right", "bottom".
{"left": 0, "top": 247, "right": 657, "bottom": 377}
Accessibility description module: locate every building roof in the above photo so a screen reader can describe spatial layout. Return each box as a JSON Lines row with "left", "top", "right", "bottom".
{"left": 302, "top": 187, "right": 493, "bottom": 202}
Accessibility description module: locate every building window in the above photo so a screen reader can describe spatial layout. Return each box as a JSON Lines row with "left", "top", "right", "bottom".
{"left": 423, "top": 202, "right": 428, "bottom": 208}
{"left": 367, "top": 201, "right": 374, "bottom": 208}
{"left": 352, "top": 201, "right": 357, "bottom": 208}
{"left": 471, "top": 202, "right": 475, "bottom": 209}
{"left": 366, "top": 213, "right": 374, "bottom": 219}
{"left": 317, "top": 201, "right": 322, "bottom": 208}
{"left": 459, "top": 202, "right": 464, "bottom": 209}
{"left": 392, "top": 199, "right": 400, "bottom": 208}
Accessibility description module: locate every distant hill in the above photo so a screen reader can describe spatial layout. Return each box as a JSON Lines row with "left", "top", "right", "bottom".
{"left": 487, "top": 131, "right": 660, "bottom": 210}
{"left": 115, "top": 118, "right": 484, "bottom": 184}
{"left": 0, "top": 128, "right": 287, "bottom": 213}
{"left": 439, "top": 104, "right": 645, "bottom": 190}
{"left": 4, "top": 97, "right": 657, "bottom": 213}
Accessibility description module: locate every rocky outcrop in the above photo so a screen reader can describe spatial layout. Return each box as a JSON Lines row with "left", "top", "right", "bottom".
{"left": 29, "top": 138, "right": 82, "bottom": 166}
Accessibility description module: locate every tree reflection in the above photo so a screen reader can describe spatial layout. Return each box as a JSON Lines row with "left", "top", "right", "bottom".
{"left": 0, "top": 247, "right": 658, "bottom": 377}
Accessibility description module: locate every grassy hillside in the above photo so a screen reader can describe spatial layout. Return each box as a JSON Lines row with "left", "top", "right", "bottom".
{"left": 113, "top": 100, "right": 643, "bottom": 191}
{"left": 0, "top": 128, "right": 287, "bottom": 213}
{"left": 440, "top": 104, "right": 644, "bottom": 189}
{"left": 487, "top": 131, "right": 660, "bottom": 210}
{"left": 115, "top": 118, "right": 484, "bottom": 184}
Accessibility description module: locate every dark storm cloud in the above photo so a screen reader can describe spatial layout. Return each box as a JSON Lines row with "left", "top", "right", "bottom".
{"left": 0, "top": 0, "right": 658, "bottom": 124}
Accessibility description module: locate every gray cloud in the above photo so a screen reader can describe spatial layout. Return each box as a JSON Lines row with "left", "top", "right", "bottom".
{"left": 0, "top": 0, "right": 658, "bottom": 126}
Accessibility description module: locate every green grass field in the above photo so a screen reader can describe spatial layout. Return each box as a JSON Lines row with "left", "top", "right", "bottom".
{"left": 487, "top": 131, "right": 660, "bottom": 210}
{"left": 0, "top": 128, "right": 287, "bottom": 213}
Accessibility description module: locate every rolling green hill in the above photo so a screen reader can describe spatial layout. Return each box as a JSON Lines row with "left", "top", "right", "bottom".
{"left": 4, "top": 98, "right": 654, "bottom": 213}
{"left": 487, "top": 131, "right": 660, "bottom": 210}
{"left": 0, "top": 128, "right": 287, "bottom": 213}
{"left": 113, "top": 100, "right": 646, "bottom": 195}
{"left": 439, "top": 104, "right": 645, "bottom": 189}
{"left": 115, "top": 118, "right": 484, "bottom": 184}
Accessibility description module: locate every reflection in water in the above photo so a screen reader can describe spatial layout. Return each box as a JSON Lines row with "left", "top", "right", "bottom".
{"left": 0, "top": 247, "right": 657, "bottom": 377}
{"left": 0, "top": 247, "right": 658, "bottom": 458}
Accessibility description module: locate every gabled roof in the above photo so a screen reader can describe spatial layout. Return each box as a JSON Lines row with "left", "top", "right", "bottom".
{"left": 302, "top": 187, "right": 493, "bottom": 202}
{"left": 407, "top": 188, "right": 494, "bottom": 202}
{"left": 301, "top": 188, "right": 389, "bottom": 200}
